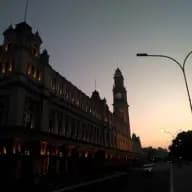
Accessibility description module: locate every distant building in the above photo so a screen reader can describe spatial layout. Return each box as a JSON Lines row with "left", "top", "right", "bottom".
{"left": 0, "top": 22, "right": 133, "bottom": 181}
{"left": 132, "top": 133, "right": 142, "bottom": 153}
{"left": 142, "top": 147, "right": 168, "bottom": 162}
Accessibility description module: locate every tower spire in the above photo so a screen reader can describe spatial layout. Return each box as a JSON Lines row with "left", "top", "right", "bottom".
{"left": 24, "top": 0, "right": 29, "bottom": 22}
{"left": 94, "top": 79, "right": 97, "bottom": 90}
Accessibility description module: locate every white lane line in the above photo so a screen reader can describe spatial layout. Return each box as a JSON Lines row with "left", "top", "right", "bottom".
{"left": 170, "top": 163, "right": 174, "bottom": 192}
{"left": 51, "top": 172, "right": 127, "bottom": 192}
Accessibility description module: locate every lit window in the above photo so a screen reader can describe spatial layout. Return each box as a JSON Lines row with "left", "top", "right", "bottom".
{"left": 51, "top": 79, "right": 56, "bottom": 90}
{"left": 32, "top": 46, "right": 38, "bottom": 57}
{"left": 33, "top": 69, "right": 37, "bottom": 79}
{"left": 2, "top": 64, "right": 5, "bottom": 73}
{"left": 3, "top": 146, "right": 7, "bottom": 154}
{"left": 38, "top": 72, "right": 41, "bottom": 81}
{"left": 4, "top": 45, "right": 8, "bottom": 51}
{"left": 50, "top": 80, "right": 53, "bottom": 88}
{"left": 27, "top": 64, "right": 32, "bottom": 75}
{"left": 18, "top": 144, "right": 21, "bottom": 152}
{"left": 7, "top": 62, "right": 13, "bottom": 72}
{"left": 13, "top": 143, "right": 21, "bottom": 154}
{"left": 40, "top": 141, "right": 47, "bottom": 156}
{"left": 84, "top": 152, "right": 88, "bottom": 158}
{"left": 59, "top": 89, "right": 62, "bottom": 95}
{"left": 4, "top": 43, "right": 11, "bottom": 52}
{"left": 59, "top": 152, "right": 63, "bottom": 157}
{"left": 13, "top": 146, "right": 16, "bottom": 154}
{"left": 24, "top": 150, "right": 30, "bottom": 156}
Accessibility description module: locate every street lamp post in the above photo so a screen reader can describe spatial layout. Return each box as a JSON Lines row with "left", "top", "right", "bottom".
{"left": 136, "top": 51, "right": 192, "bottom": 114}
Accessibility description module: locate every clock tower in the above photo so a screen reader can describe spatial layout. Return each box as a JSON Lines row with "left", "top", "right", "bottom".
{"left": 113, "top": 68, "right": 128, "bottom": 121}
{"left": 113, "top": 68, "right": 132, "bottom": 151}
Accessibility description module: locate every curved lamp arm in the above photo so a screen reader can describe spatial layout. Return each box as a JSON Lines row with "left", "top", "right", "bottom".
{"left": 183, "top": 50, "right": 192, "bottom": 69}
{"left": 147, "top": 54, "right": 183, "bottom": 71}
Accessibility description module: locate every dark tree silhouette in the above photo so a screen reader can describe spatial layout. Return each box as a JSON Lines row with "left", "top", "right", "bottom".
{"left": 169, "top": 130, "right": 192, "bottom": 161}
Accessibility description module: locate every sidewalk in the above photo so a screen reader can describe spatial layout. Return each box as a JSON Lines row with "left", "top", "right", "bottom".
{"left": 173, "top": 162, "right": 192, "bottom": 192}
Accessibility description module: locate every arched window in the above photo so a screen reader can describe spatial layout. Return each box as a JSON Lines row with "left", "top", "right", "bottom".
{"left": 4, "top": 43, "right": 11, "bottom": 52}
{"left": 27, "top": 64, "right": 32, "bottom": 75}
{"left": 36, "top": 69, "right": 42, "bottom": 81}
{"left": 38, "top": 72, "right": 41, "bottom": 81}
{"left": 32, "top": 46, "right": 39, "bottom": 57}
{"left": 1, "top": 63, "right": 5, "bottom": 73}
{"left": 51, "top": 79, "right": 56, "bottom": 90}
{"left": 7, "top": 61, "right": 13, "bottom": 72}
{"left": 33, "top": 68, "right": 37, "bottom": 79}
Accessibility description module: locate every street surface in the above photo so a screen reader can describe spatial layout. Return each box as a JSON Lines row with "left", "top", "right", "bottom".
{"left": 173, "top": 162, "right": 192, "bottom": 192}
{"left": 8, "top": 162, "right": 192, "bottom": 192}
{"left": 52, "top": 162, "right": 170, "bottom": 192}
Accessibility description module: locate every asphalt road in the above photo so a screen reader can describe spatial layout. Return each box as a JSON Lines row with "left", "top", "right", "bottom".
{"left": 12, "top": 162, "right": 192, "bottom": 192}
{"left": 6, "top": 162, "right": 170, "bottom": 192}
{"left": 173, "top": 162, "right": 192, "bottom": 192}
{"left": 53, "top": 162, "right": 170, "bottom": 192}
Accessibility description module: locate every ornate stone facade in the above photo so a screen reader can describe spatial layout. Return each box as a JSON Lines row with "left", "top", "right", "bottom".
{"left": 0, "top": 22, "right": 133, "bottom": 181}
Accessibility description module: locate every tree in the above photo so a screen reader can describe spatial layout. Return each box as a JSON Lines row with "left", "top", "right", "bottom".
{"left": 169, "top": 130, "right": 192, "bottom": 161}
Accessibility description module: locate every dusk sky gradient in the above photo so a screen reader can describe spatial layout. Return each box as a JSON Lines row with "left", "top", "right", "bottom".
{"left": 1, "top": 0, "right": 192, "bottom": 148}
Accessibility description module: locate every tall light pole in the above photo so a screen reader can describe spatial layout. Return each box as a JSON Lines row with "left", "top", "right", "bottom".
{"left": 136, "top": 51, "right": 192, "bottom": 114}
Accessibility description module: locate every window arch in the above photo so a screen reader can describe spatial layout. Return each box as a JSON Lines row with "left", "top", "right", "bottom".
{"left": 1, "top": 63, "right": 5, "bottom": 73}
{"left": 27, "top": 64, "right": 32, "bottom": 75}
{"left": 7, "top": 61, "right": 13, "bottom": 72}
{"left": 32, "top": 46, "right": 39, "bottom": 57}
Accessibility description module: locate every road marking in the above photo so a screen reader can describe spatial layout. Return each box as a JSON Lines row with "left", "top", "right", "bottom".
{"left": 170, "top": 163, "right": 174, "bottom": 192}
{"left": 51, "top": 172, "right": 127, "bottom": 192}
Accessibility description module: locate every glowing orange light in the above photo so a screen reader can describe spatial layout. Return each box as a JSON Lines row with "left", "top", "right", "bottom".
{"left": 33, "top": 69, "right": 37, "bottom": 79}
{"left": 8, "top": 62, "right": 12, "bottom": 72}
{"left": 27, "top": 64, "right": 32, "bottom": 75}
{"left": 59, "top": 152, "right": 63, "bottom": 157}
{"left": 38, "top": 73, "right": 41, "bottom": 81}
{"left": 84, "top": 152, "right": 88, "bottom": 158}
{"left": 3, "top": 146, "right": 7, "bottom": 154}
{"left": 2, "top": 64, "right": 5, "bottom": 73}
{"left": 13, "top": 146, "right": 16, "bottom": 154}
{"left": 40, "top": 141, "right": 47, "bottom": 156}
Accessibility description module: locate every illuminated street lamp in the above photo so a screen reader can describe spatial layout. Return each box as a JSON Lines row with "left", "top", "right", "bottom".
{"left": 137, "top": 51, "right": 192, "bottom": 114}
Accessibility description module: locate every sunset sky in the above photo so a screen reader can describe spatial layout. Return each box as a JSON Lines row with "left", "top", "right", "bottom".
{"left": 1, "top": 0, "right": 192, "bottom": 149}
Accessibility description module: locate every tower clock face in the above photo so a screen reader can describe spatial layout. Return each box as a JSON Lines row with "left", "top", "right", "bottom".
{"left": 115, "top": 92, "right": 122, "bottom": 99}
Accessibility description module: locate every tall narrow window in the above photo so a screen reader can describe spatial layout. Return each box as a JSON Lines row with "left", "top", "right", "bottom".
{"left": 23, "top": 98, "right": 41, "bottom": 129}
{"left": 4, "top": 43, "right": 11, "bottom": 52}
{"left": 32, "top": 46, "right": 38, "bottom": 57}
{"left": 48, "top": 110, "right": 55, "bottom": 133}
{"left": 2, "top": 63, "right": 5, "bottom": 73}
{"left": 7, "top": 61, "right": 13, "bottom": 72}
{"left": 58, "top": 112, "right": 63, "bottom": 136}
{"left": 33, "top": 68, "right": 37, "bottom": 79}
{"left": 23, "top": 101, "right": 33, "bottom": 129}
{"left": 27, "top": 64, "right": 32, "bottom": 75}
{"left": 38, "top": 72, "right": 41, "bottom": 81}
